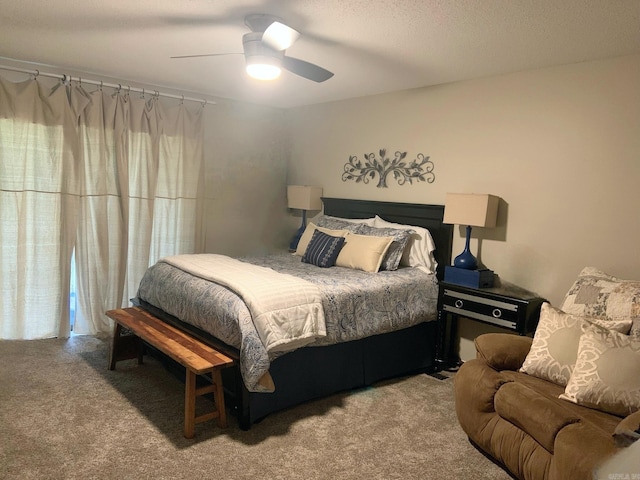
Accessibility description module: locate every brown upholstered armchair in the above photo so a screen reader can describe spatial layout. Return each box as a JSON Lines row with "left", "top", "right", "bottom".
{"left": 454, "top": 333, "right": 639, "bottom": 480}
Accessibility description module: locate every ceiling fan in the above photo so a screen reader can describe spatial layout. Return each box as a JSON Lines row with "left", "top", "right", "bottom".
{"left": 171, "top": 14, "right": 334, "bottom": 83}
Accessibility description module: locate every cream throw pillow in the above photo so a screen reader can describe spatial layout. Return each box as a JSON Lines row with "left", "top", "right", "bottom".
{"left": 520, "top": 303, "right": 632, "bottom": 386}
{"left": 559, "top": 325, "right": 640, "bottom": 417}
{"left": 335, "top": 232, "right": 393, "bottom": 273}
{"left": 294, "top": 223, "right": 348, "bottom": 256}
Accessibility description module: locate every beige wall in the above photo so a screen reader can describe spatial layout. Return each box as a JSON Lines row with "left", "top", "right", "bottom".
{"left": 202, "top": 101, "right": 290, "bottom": 256}
{"left": 285, "top": 54, "right": 640, "bottom": 360}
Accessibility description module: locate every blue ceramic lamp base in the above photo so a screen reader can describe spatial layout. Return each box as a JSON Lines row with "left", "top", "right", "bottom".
{"left": 289, "top": 210, "right": 308, "bottom": 251}
{"left": 453, "top": 225, "right": 478, "bottom": 270}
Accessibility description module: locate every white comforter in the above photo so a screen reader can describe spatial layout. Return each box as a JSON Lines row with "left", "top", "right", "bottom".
{"left": 161, "top": 254, "right": 326, "bottom": 354}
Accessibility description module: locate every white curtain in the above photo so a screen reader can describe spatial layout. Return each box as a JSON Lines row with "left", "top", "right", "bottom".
{"left": 0, "top": 78, "right": 84, "bottom": 339}
{"left": 0, "top": 75, "right": 204, "bottom": 339}
{"left": 73, "top": 88, "right": 204, "bottom": 335}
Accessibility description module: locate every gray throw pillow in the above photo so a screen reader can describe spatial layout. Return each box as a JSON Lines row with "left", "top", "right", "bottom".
{"left": 356, "top": 225, "right": 414, "bottom": 271}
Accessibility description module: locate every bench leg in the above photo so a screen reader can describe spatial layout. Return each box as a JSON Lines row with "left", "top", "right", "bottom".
{"left": 184, "top": 368, "right": 228, "bottom": 438}
{"left": 109, "top": 322, "right": 143, "bottom": 371}
{"left": 212, "top": 370, "right": 227, "bottom": 428}
{"left": 184, "top": 369, "right": 197, "bottom": 439}
{"left": 108, "top": 323, "right": 123, "bottom": 370}
{"left": 136, "top": 338, "right": 144, "bottom": 365}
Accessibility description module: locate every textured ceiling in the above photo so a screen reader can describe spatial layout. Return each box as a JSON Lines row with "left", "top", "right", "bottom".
{"left": 1, "top": 0, "right": 639, "bottom": 108}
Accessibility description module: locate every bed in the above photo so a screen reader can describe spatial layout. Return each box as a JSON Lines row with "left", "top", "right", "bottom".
{"left": 132, "top": 197, "right": 453, "bottom": 430}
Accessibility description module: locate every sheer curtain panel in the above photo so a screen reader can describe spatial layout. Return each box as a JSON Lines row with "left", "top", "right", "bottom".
{"left": 0, "top": 77, "right": 86, "bottom": 339}
{"left": 0, "top": 75, "right": 204, "bottom": 339}
{"left": 72, "top": 89, "right": 128, "bottom": 336}
{"left": 72, "top": 88, "right": 204, "bottom": 335}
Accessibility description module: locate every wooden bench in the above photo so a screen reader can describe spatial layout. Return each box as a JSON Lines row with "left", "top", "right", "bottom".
{"left": 106, "top": 307, "right": 234, "bottom": 438}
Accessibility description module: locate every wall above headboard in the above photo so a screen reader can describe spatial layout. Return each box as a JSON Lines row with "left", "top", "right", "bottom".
{"left": 287, "top": 55, "right": 640, "bottom": 307}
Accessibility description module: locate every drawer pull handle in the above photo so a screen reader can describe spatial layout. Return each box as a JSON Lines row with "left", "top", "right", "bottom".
{"left": 492, "top": 309, "right": 502, "bottom": 318}
{"left": 455, "top": 299, "right": 464, "bottom": 308}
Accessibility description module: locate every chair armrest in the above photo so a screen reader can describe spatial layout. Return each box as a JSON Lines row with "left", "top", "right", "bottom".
{"left": 494, "top": 381, "right": 581, "bottom": 453}
{"left": 474, "top": 333, "right": 533, "bottom": 371}
{"left": 614, "top": 410, "right": 640, "bottom": 447}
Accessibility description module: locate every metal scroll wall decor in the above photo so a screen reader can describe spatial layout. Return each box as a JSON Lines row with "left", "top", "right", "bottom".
{"left": 342, "top": 148, "right": 435, "bottom": 188}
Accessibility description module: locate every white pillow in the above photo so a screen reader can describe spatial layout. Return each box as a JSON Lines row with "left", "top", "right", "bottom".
{"left": 373, "top": 215, "right": 437, "bottom": 273}
{"left": 335, "top": 232, "right": 393, "bottom": 273}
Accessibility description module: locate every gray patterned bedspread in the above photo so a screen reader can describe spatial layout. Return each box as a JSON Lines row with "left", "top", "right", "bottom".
{"left": 136, "top": 251, "right": 439, "bottom": 393}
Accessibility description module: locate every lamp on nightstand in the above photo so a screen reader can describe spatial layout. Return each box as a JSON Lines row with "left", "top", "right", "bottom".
{"left": 287, "top": 185, "right": 323, "bottom": 251}
{"left": 443, "top": 193, "right": 499, "bottom": 270}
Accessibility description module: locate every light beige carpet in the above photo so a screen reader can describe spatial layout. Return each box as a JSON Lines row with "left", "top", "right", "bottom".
{"left": 0, "top": 336, "right": 511, "bottom": 480}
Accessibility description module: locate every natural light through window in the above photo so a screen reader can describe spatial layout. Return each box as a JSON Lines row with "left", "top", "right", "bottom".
{"left": 70, "top": 250, "right": 77, "bottom": 331}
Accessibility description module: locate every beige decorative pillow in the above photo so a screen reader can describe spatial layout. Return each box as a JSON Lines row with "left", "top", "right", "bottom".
{"left": 335, "top": 232, "right": 393, "bottom": 273}
{"left": 561, "top": 267, "right": 640, "bottom": 337}
{"left": 560, "top": 325, "right": 640, "bottom": 417}
{"left": 294, "top": 223, "right": 348, "bottom": 256}
{"left": 356, "top": 224, "right": 414, "bottom": 271}
{"left": 520, "top": 303, "right": 632, "bottom": 386}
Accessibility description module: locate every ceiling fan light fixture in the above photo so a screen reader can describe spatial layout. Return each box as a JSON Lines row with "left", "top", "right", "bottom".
{"left": 246, "top": 63, "right": 282, "bottom": 81}
{"left": 245, "top": 55, "right": 282, "bottom": 80}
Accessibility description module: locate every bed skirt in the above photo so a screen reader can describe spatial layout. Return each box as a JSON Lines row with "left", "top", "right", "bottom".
{"left": 245, "top": 320, "right": 438, "bottom": 426}
{"left": 133, "top": 298, "right": 437, "bottom": 430}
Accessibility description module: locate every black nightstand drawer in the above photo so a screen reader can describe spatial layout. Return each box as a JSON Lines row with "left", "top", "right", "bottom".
{"left": 441, "top": 289, "right": 520, "bottom": 330}
{"left": 439, "top": 282, "right": 545, "bottom": 335}
{"left": 435, "top": 281, "right": 546, "bottom": 370}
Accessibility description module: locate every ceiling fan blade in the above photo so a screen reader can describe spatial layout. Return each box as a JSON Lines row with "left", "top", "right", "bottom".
{"left": 282, "top": 56, "right": 334, "bottom": 83}
{"left": 262, "top": 21, "right": 300, "bottom": 51}
{"left": 171, "top": 53, "right": 242, "bottom": 59}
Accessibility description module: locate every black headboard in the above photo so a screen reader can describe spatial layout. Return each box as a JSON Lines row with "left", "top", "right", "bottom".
{"left": 322, "top": 197, "right": 453, "bottom": 280}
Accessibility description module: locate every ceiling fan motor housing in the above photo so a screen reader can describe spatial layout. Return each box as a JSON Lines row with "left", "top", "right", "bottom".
{"left": 243, "top": 32, "right": 284, "bottom": 68}
{"left": 244, "top": 14, "right": 281, "bottom": 33}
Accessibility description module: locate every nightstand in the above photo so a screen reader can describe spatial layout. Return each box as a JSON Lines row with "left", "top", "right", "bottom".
{"left": 435, "top": 280, "right": 545, "bottom": 369}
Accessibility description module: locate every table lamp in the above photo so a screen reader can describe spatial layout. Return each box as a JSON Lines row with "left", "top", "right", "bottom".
{"left": 287, "top": 185, "right": 323, "bottom": 250}
{"left": 443, "top": 193, "right": 499, "bottom": 270}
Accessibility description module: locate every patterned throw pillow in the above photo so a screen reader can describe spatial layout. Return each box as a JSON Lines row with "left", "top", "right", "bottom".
{"left": 520, "top": 303, "right": 632, "bottom": 386}
{"left": 301, "top": 230, "right": 345, "bottom": 268}
{"left": 356, "top": 225, "right": 414, "bottom": 271}
{"left": 294, "top": 223, "right": 348, "bottom": 257}
{"left": 314, "top": 215, "right": 366, "bottom": 233}
{"left": 561, "top": 267, "right": 640, "bottom": 337}
{"left": 560, "top": 325, "right": 640, "bottom": 417}
{"left": 314, "top": 214, "right": 375, "bottom": 227}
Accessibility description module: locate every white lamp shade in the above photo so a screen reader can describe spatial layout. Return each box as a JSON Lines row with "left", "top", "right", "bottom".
{"left": 443, "top": 193, "right": 499, "bottom": 228}
{"left": 287, "top": 185, "right": 323, "bottom": 210}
